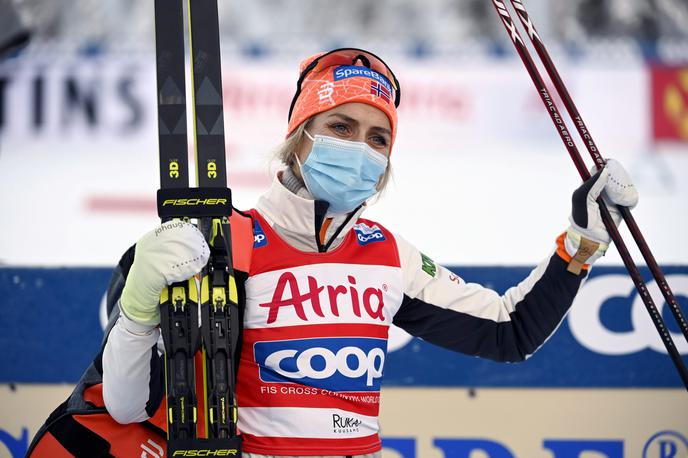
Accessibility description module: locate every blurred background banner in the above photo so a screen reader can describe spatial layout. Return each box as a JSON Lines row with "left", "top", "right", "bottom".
{"left": 1, "top": 57, "right": 686, "bottom": 268}
{"left": 1, "top": 0, "right": 687, "bottom": 457}
{"left": 1, "top": 265, "right": 687, "bottom": 387}
{"left": 1, "top": 264, "right": 687, "bottom": 457}
{"left": 1, "top": 0, "right": 688, "bottom": 268}
{"left": 651, "top": 65, "right": 688, "bottom": 140}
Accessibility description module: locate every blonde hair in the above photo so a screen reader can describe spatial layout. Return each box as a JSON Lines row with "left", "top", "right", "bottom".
{"left": 274, "top": 118, "right": 393, "bottom": 195}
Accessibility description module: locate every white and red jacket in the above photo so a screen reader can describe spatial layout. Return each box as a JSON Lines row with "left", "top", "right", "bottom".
{"left": 102, "top": 172, "right": 589, "bottom": 457}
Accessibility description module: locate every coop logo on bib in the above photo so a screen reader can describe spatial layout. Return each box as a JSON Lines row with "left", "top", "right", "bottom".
{"left": 354, "top": 223, "right": 386, "bottom": 246}
{"left": 253, "top": 219, "right": 268, "bottom": 248}
{"left": 254, "top": 337, "right": 386, "bottom": 392}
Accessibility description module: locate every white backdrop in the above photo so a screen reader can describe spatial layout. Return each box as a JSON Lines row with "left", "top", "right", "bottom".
{"left": 0, "top": 56, "right": 685, "bottom": 266}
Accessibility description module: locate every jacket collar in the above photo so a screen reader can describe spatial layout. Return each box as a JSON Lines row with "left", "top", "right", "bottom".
{"left": 255, "top": 172, "right": 366, "bottom": 252}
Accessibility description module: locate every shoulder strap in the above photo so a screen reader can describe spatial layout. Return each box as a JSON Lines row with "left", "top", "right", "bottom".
{"left": 230, "top": 209, "right": 254, "bottom": 273}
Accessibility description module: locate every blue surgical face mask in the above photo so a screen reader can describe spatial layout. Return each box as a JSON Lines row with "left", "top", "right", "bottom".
{"left": 299, "top": 131, "right": 388, "bottom": 215}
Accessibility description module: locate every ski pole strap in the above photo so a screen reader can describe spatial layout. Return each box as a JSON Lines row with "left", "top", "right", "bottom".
{"left": 566, "top": 237, "right": 600, "bottom": 275}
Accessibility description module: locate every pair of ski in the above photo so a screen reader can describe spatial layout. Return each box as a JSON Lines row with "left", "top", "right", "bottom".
{"left": 154, "top": 0, "right": 242, "bottom": 454}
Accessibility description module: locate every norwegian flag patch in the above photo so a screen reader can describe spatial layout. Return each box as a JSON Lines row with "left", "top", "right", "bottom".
{"left": 370, "top": 82, "right": 391, "bottom": 103}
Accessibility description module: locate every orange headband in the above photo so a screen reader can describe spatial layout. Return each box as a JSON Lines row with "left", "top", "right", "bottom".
{"left": 286, "top": 49, "right": 399, "bottom": 145}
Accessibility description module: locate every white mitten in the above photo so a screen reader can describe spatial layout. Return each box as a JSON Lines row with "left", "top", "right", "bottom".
{"left": 120, "top": 221, "right": 210, "bottom": 326}
{"left": 565, "top": 159, "right": 638, "bottom": 268}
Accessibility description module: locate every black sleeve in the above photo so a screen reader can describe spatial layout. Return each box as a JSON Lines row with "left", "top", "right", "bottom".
{"left": 393, "top": 254, "right": 587, "bottom": 362}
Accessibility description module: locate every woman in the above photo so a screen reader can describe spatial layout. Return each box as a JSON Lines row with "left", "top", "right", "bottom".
{"left": 103, "top": 48, "right": 638, "bottom": 457}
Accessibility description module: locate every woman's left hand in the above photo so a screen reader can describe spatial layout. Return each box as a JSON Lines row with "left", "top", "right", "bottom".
{"left": 564, "top": 158, "right": 639, "bottom": 268}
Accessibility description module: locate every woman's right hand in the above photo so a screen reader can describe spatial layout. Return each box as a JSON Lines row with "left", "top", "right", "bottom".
{"left": 119, "top": 221, "right": 210, "bottom": 326}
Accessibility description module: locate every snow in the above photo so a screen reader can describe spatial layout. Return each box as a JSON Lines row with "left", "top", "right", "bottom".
{"left": 0, "top": 56, "right": 685, "bottom": 267}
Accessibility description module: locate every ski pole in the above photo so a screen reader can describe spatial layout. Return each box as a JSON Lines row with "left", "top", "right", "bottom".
{"left": 507, "top": 0, "right": 688, "bottom": 346}
{"left": 489, "top": 0, "right": 688, "bottom": 390}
